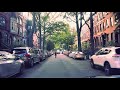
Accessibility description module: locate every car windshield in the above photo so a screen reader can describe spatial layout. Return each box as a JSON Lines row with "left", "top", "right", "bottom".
{"left": 13, "top": 49, "right": 27, "bottom": 54}
{"left": 116, "top": 48, "right": 120, "bottom": 54}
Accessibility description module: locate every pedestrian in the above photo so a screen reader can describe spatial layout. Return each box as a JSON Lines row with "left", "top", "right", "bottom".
{"left": 55, "top": 51, "right": 57, "bottom": 58}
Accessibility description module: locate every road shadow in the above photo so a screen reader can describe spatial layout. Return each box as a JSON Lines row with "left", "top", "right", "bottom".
{"left": 92, "top": 65, "right": 120, "bottom": 76}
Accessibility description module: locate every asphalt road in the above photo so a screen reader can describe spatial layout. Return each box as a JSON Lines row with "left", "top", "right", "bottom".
{"left": 16, "top": 54, "right": 105, "bottom": 78}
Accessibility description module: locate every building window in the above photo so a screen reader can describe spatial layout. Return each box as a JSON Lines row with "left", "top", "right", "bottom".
{"left": 106, "top": 19, "right": 109, "bottom": 28}
{"left": 101, "top": 12, "right": 104, "bottom": 18}
{"left": 103, "top": 12, "right": 105, "bottom": 18}
{"left": 100, "top": 24, "right": 102, "bottom": 31}
{"left": 110, "top": 16, "right": 114, "bottom": 26}
{"left": 20, "top": 27, "right": 23, "bottom": 36}
{"left": 103, "top": 22, "right": 104, "bottom": 30}
{"left": 94, "top": 27, "right": 96, "bottom": 34}
{"left": 110, "top": 17, "right": 112, "bottom": 26}
{"left": 4, "top": 33, "right": 8, "bottom": 44}
{"left": 13, "top": 36, "right": 16, "bottom": 43}
{"left": 17, "top": 18, "right": 19, "bottom": 23}
{"left": 104, "top": 21, "right": 106, "bottom": 30}
{"left": 99, "top": 13, "right": 102, "bottom": 20}
{"left": 18, "top": 39, "right": 19, "bottom": 45}
{"left": 98, "top": 14, "right": 100, "bottom": 21}
{"left": 101, "top": 23, "right": 103, "bottom": 31}
{"left": 9, "top": 37, "right": 12, "bottom": 45}
{"left": 97, "top": 25, "right": 99, "bottom": 33}
{"left": 20, "top": 18, "right": 22, "bottom": 25}
{"left": 106, "top": 34, "right": 109, "bottom": 41}
{"left": 12, "top": 22, "right": 13, "bottom": 30}
{"left": 106, "top": 12, "right": 109, "bottom": 15}
{"left": 111, "top": 33, "right": 113, "bottom": 41}
{"left": 96, "top": 15, "right": 98, "bottom": 22}
{"left": 18, "top": 27, "right": 20, "bottom": 35}
{"left": 0, "top": 16, "right": 6, "bottom": 29}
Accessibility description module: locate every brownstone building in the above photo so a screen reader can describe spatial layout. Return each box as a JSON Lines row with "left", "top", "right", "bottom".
{"left": 81, "top": 12, "right": 120, "bottom": 51}
{"left": 0, "top": 12, "right": 27, "bottom": 51}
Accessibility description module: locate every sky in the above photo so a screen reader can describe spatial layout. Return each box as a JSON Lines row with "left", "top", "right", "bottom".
{"left": 23, "top": 12, "right": 32, "bottom": 20}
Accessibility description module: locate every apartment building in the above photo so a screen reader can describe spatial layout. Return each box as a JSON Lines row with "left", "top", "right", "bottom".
{"left": 81, "top": 12, "right": 120, "bottom": 51}
{"left": 0, "top": 12, "right": 27, "bottom": 51}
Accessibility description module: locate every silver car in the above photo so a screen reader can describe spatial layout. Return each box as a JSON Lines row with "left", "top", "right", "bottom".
{"left": 12, "top": 47, "right": 41, "bottom": 68}
{"left": 0, "top": 51, "right": 24, "bottom": 78}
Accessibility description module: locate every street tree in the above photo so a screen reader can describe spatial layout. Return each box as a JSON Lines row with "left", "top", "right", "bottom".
{"left": 47, "top": 23, "right": 75, "bottom": 50}
{"left": 25, "top": 19, "right": 33, "bottom": 47}
{"left": 63, "top": 12, "right": 82, "bottom": 51}
{"left": 46, "top": 40, "right": 55, "bottom": 51}
{"left": 82, "top": 12, "right": 96, "bottom": 55}
{"left": 33, "top": 12, "right": 50, "bottom": 51}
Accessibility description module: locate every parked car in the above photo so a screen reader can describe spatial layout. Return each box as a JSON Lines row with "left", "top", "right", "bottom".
{"left": 90, "top": 46, "right": 120, "bottom": 76}
{"left": 38, "top": 49, "right": 44, "bottom": 61}
{"left": 69, "top": 51, "right": 76, "bottom": 58}
{"left": 0, "top": 51, "right": 24, "bottom": 78}
{"left": 63, "top": 50, "right": 70, "bottom": 56}
{"left": 74, "top": 51, "right": 85, "bottom": 60}
{"left": 12, "top": 47, "right": 41, "bottom": 68}
{"left": 47, "top": 51, "right": 52, "bottom": 57}
{"left": 56, "top": 50, "right": 60, "bottom": 54}
{"left": 44, "top": 50, "right": 49, "bottom": 58}
{"left": 69, "top": 51, "right": 85, "bottom": 60}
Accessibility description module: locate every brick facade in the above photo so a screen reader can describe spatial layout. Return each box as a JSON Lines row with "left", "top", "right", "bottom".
{"left": 81, "top": 12, "right": 120, "bottom": 51}
{"left": 0, "top": 12, "right": 27, "bottom": 52}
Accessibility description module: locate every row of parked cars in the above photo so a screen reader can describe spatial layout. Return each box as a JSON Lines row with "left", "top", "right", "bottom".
{"left": 63, "top": 50, "right": 85, "bottom": 60}
{"left": 63, "top": 46, "right": 120, "bottom": 76}
{"left": 0, "top": 47, "right": 53, "bottom": 78}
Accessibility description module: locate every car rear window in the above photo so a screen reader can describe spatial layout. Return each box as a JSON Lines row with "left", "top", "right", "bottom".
{"left": 13, "top": 49, "right": 27, "bottom": 54}
{"left": 115, "top": 48, "right": 120, "bottom": 54}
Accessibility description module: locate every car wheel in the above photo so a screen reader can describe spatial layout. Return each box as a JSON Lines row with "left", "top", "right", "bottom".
{"left": 73, "top": 56, "right": 75, "bottom": 59}
{"left": 29, "top": 59, "right": 34, "bottom": 68}
{"left": 104, "top": 63, "right": 111, "bottom": 76}
{"left": 90, "top": 59, "right": 95, "bottom": 69}
{"left": 38, "top": 58, "right": 41, "bottom": 64}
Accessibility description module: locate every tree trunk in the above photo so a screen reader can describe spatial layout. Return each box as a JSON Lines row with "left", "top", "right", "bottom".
{"left": 43, "top": 22, "right": 45, "bottom": 53}
{"left": 31, "top": 12, "right": 36, "bottom": 47}
{"left": 79, "top": 12, "right": 83, "bottom": 51}
{"left": 89, "top": 12, "right": 94, "bottom": 55}
{"left": 76, "top": 12, "right": 82, "bottom": 51}
{"left": 38, "top": 13, "right": 42, "bottom": 49}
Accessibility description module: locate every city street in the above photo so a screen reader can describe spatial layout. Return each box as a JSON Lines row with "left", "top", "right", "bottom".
{"left": 15, "top": 54, "right": 105, "bottom": 78}
{"left": 0, "top": 12, "right": 120, "bottom": 78}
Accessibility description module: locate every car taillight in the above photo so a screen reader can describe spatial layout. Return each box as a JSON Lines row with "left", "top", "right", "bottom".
{"left": 25, "top": 54, "right": 30, "bottom": 58}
